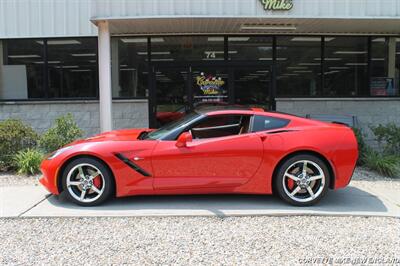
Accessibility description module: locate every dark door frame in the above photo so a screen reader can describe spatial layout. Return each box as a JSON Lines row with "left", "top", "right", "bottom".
{"left": 148, "top": 60, "right": 274, "bottom": 128}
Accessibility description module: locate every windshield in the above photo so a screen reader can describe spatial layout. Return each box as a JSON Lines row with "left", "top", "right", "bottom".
{"left": 142, "top": 112, "right": 201, "bottom": 140}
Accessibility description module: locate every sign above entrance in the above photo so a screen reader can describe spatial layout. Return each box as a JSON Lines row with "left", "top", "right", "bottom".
{"left": 259, "top": 0, "right": 293, "bottom": 11}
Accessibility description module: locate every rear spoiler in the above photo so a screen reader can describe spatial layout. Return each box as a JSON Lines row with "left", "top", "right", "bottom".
{"left": 330, "top": 121, "right": 350, "bottom": 127}
{"left": 305, "top": 114, "right": 357, "bottom": 128}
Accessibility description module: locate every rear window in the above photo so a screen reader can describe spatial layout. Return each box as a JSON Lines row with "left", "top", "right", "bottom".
{"left": 252, "top": 115, "right": 290, "bottom": 132}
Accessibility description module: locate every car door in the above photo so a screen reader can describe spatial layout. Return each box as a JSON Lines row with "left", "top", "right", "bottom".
{"left": 151, "top": 114, "right": 264, "bottom": 190}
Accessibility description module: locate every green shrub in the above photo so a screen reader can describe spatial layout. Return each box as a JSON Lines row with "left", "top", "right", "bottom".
{"left": 370, "top": 123, "right": 400, "bottom": 156}
{"left": 0, "top": 119, "right": 39, "bottom": 170}
{"left": 39, "top": 113, "right": 83, "bottom": 153}
{"left": 352, "top": 127, "right": 367, "bottom": 166}
{"left": 14, "top": 149, "right": 44, "bottom": 175}
{"left": 362, "top": 147, "right": 400, "bottom": 177}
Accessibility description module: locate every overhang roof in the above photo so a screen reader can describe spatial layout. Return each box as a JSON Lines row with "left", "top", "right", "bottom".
{"left": 91, "top": 17, "right": 400, "bottom": 35}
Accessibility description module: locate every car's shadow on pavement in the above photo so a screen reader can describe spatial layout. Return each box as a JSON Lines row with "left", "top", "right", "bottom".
{"left": 42, "top": 185, "right": 390, "bottom": 217}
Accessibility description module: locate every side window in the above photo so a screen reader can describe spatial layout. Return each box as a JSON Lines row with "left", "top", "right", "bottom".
{"left": 190, "top": 115, "right": 250, "bottom": 139}
{"left": 252, "top": 115, "right": 290, "bottom": 132}
{"left": 195, "top": 115, "right": 241, "bottom": 128}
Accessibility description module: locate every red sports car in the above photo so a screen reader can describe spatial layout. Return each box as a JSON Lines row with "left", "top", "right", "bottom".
{"left": 40, "top": 107, "right": 358, "bottom": 207}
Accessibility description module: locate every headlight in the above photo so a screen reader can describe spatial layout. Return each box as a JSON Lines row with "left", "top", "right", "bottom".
{"left": 47, "top": 146, "right": 74, "bottom": 160}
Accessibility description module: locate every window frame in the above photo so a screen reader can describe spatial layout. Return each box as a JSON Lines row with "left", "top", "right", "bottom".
{"left": 250, "top": 115, "right": 290, "bottom": 133}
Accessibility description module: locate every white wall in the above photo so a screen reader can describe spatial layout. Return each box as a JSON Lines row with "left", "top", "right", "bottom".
{"left": 0, "top": 0, "right": 96, "bottom": 38}
{"left": 0, "top": 65, "right": 28, "bottom": 99}
{"left": 92, "top": 0, "right": 400, "bottom": 19}
{"left": 1, "top": 0, "right": 400, "bottom": 39}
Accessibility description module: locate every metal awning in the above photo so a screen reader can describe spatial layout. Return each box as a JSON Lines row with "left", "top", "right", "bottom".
{"left": 91, "top": 17, "right": 400, "bottom": 36}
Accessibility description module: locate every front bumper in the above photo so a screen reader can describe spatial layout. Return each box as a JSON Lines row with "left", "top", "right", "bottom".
{"left": 39, "top": 159, "right": 61, "bottom": 195}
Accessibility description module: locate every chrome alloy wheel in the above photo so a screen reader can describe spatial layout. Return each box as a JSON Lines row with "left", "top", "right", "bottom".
{"left": 282, "top": 160, "right": 326, "bottom": 203}
{"left": 66, "top": 163, "right": 105, "bottom": 203}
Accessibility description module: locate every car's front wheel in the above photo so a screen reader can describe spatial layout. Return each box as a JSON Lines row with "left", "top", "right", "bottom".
{"left": 61, "top": 157, "right": 114, "bottom": 206}
{"left": 275, "top": 154, "right": 330, "bottom": 206}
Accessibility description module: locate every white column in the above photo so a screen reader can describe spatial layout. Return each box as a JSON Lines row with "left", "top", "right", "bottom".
{"left": 98, "top": 21, "right": 112, "bottom": 132}
{"left": 111, "top": 38, "right": 120, "bottom": 98}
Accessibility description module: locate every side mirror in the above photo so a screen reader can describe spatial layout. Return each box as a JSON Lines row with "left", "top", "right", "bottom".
{"left": 176, "top": 132, "right": 193, "bottom": 148}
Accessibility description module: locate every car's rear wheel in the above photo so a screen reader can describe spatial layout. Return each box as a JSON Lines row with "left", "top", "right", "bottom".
{"left": 275, "top": 154, "right": 330, "bottom": 206}
{"left": 62, "top": 158, "right": 114, "bottom": 206}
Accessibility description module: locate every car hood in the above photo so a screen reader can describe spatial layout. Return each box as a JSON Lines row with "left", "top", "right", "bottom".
{"left": 71, "top": 128, "right": 153, "bottom": 144}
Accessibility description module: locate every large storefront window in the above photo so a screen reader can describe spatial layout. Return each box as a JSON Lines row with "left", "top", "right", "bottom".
{"left": 276, "top": 36, "right": 322, "bottom": 97}
{"left": 0, "top": 38, "right": 98, "bottom": 100}
{"left": 2, "top": 35, "right": 400, "bottom": 102}
{"left": 0, "top": 39, "right": 45, "bottom": 99}
{"left": 47, "top": 38, "right": 98, "bottom": 98}
{"left": 228, "top": 36, "right": 273, "bottom": 61}
{"left": 113, "top": 37, "right": 148, "bottom": 98}
{"left": 371, "top": 37, "right": 388, "bottom": 78}
{"left": 154, "top": 67, "right": 187, "bottom": 126}
{"left": 368, "top": 37, "right": 399, "bottom": 96}
{"left": 396, "top": 39, "right": 400, "bottom": 95}
{"left": 324, "top": 37, "right": 368, "bottom": 96}
{"left": 151, "top": 36, "right": 224, "bottom": 61}
{"left": 234, "top": 68, "right": 271, "bottom": 109}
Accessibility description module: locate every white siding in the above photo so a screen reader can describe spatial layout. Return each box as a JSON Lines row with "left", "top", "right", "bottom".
{"left": 0, "top": 0, "right": 399, "bottom": 39}
{"left": 92, "top": 0, "right": 400, "bottom": 19}
{"left": 0, "top": 0, "right": 96, "bottom": 38}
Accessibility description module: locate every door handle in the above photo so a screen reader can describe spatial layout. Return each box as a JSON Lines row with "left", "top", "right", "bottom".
{"left": 133, "top": 157, "right": 144, "bottom": 161}
{"left": 260, "top": 135, "right": 268, "bottom": 141}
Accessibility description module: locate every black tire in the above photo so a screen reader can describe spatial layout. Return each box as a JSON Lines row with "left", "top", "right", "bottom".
{"left": 61, "top": 157, "right": 114, "bottom": 206}
{"left": 274, "top": 154, "right": 331, "bottom": 207}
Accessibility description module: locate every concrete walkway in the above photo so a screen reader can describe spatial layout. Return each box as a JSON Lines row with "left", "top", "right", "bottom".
{"left": 0, "top": 182, "right": 399, "bottom": 218}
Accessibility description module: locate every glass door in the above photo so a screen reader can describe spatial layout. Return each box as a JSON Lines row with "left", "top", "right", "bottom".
{"left": 153, "top": 67, "right": 190, "bottom": 127}
{"left": 233, "top": 66, "right": 272, "bottom": 110}
{"left": 191, "top": 67, "right": 229, "bottom": 107}
{"left": 150, "top": 64, "right": 273, "bottom": 128}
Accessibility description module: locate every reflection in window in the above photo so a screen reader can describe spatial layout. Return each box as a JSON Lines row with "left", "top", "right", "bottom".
{"left": 324, "top": 37, "right": 368, "bottom": 96}
{"left": 234, "top": 68, "right": 270, "bottom": 110}
{"left": 276, "top": 37, "right": 322, "bottom": 97}
{"left": 371, "top": 37, "right": 388, "bottom": 78}
{"left": 47, "top": 38, "right": 98, "bottom": 98}
{"left": 155, "top": 68, "right": 187, "bottom": 115}
{"left": 151, "top": 36, "right": 224, "bottom": 61}
{"left": 114, "top": 37, "right": 148, "bottom": 98}
{"left": 191, "top": 115, "right": 250, "bottom": 139}
{"left": 1, "top": 39, "right": 45, "bottom": 99}
{"left": 228, "top": 36, "right": 273, "bottom": 61}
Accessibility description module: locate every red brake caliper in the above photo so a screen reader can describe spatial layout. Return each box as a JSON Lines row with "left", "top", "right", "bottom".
{"left": 287, "top": 176, "right": 295, "bottom": 190}
{"left": 93, "top": 175, "right": 102, "bottom": 189}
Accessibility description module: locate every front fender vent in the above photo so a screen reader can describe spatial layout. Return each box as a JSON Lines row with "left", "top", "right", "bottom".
{"left": 114, "top": 153, "right": 152, "bottom": 177}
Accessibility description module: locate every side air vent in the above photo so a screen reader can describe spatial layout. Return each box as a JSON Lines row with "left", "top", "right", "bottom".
{"left": 266, "top": 130, "right": 297, "bottom": 134}
{"left": 114, "top": 153, "right": 152, "bottom": 177}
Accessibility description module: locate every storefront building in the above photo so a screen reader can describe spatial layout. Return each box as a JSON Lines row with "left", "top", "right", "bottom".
{"left": 0, "top": 0, "right": 399, "bottom": 141}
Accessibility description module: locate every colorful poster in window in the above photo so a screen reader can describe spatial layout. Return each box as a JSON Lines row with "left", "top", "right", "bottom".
{"left": 194, "top": 72, "right": 227, "bottom": 103}
{"left": 370, "top": 77, "right": 395, "bottom": 96}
